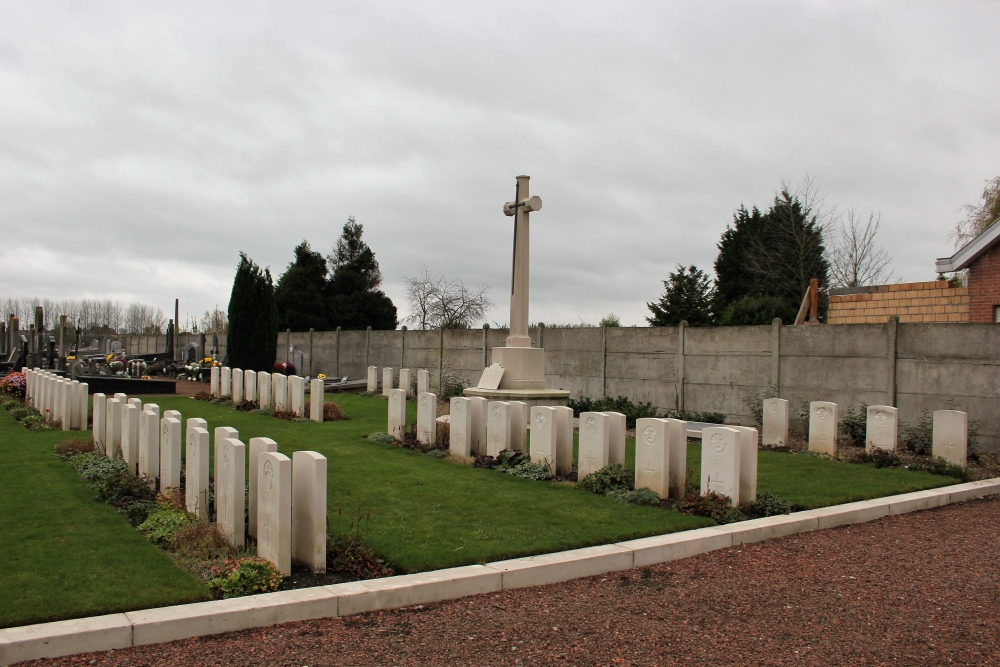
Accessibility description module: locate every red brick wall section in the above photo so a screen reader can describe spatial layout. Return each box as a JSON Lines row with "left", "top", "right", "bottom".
{"left": 968, "top": 242, "right": 1000, "bottom": 323}
{"left": 828, "top": 281, "right": 968, "bottom": 324}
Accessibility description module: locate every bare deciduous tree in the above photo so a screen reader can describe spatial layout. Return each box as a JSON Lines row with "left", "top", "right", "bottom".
{"left": 953, "top": 175, "right": 1000, "bottom": 247}
{"left": 403, "top": 265, "right": 494, "bottom": 329}
{"left": 827, "top": 208, "right": 894, "bottom": 288}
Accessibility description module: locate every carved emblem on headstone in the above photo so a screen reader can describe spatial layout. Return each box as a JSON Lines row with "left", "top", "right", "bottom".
{"left": 491, "top": 404, "right": 501, "bottom": 420}
{"left": 586, "top": 416, "right": 597, "bottom": 433}
{"left": 711, "top": 432, "right": 726, "bottom": 453}
{"left": 875, "top": 411, "right": 887, "bottom": 426}
{"left": 768, "top": 401, "right": 779, "bottom": 415}
{"left": 454, "top": 401, "right": 464, "bottom": 415}
{"left": 263, "top": 460, "right": 274, "bottom": 489}
{"left": 643, "top": 426, "right": 656, "bottom": 444}
{"left": 816, "top": 407, "right": 827, "bottom": 421}
{"left": 535, "top": 412, "right": 547, "bottom": 428}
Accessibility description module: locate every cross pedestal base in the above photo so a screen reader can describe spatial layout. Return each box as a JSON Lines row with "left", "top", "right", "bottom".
{"left": 462, "top": 387, "right": 570, "bottom": 414}
{"left": 491, "top": 346, "right": 546, "bottom": 390}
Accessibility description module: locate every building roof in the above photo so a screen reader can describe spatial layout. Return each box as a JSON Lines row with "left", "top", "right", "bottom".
{"left": 935, "top": 218, "right": 1000, "bottom": 273}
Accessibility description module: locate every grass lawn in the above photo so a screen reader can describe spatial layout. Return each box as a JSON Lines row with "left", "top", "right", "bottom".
{"left": 0, "top": 391, "right": 958, "bottom": 628}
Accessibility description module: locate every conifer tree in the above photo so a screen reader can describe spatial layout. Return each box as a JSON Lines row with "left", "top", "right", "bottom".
{"left": 646, "top": 265, "right": 716, "bottom": 326}
{"left": 227, "top": 252, "right": 278, "bottom": 371}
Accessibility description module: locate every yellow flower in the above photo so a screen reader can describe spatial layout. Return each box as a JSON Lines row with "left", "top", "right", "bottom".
{"left": 317, "top": 373, "right": 326, "bottom": 379}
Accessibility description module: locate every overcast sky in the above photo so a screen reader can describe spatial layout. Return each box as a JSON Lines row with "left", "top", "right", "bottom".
{"left": 2, "top": 1, "right": 998, "bottom": 329}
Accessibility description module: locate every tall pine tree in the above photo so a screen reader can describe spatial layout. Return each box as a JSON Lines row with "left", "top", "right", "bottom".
{"left": 227, "top": 252, "right": 278, "bottom": 371}
{"left": 326, "top": 217, "right": 397, "bottom": 330}
{"left": 647, "top": 265, "right": 716, "bottom": 326}
{"left": 275, "top": 240, "right": 329, "bottom": 331}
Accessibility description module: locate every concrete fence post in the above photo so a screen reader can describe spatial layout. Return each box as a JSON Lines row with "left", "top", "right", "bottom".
{"left": 887, "top": 315, "right": 898, "bottom": 407}
{"left": 335, "top": 326, "right": 341, "bottom": 378}
{"left": 601, "top": 324, "right": 608, "bottom": 399}
{"left": 482, "top": 324, "right": 490, "bottom": 369}
{"left": 677, "top": 320, "right": 687, "bottom": 412}
{"left": 308, "top": 328, "right": 314, "bottom": 376}
{"left": 365, "top": 326, "right": 371, "bottom": 370}
{"left": 401, "top": 326, "right": 407, "bottom": 368}
{"left": 437, "top": 327, "right": 444, "bottom": 392}
{"left": 771, "top": 318, "right": 782, "bottom": 393}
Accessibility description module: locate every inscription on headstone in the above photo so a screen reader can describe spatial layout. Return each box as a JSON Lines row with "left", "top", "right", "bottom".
{"left": 450, "top": 397, "right": 472, "bottom": 457}
{"left": 866, "top": 405, "right": 898, "bottom": 452}
{"left": 700, "top": 426, "right": 741, "bottom": 506}
{"left": 578, "top": 412, "right": 610, "bottom": 480}
{"left": 808, "top": 401, "right": 839, "bottom": 456}
{"left": 762, "top": 398, "right": 789, "bottom": 447}
{"left": 933, "top": 410, "right": 968, "bottom": 467}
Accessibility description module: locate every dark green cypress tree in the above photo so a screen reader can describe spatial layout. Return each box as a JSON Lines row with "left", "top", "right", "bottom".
{"left": 646, "top": 265, "right": 716, "bottom": 326}
{"left": 325, "top": 217, "right": 398, "bottom": 330}
{"left": 275, "top": 240, "right": 329, "bottom": 331}
{"left": 227, "top": 252, "right": 278, "bottom": 371}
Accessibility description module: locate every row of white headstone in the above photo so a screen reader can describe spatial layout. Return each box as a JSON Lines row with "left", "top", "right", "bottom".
{"left": 385, "top": 394, "right": 760, "bottom": 505}
{"left": 209, "top": 367, "right": 325, "bottom": 423}
{"left": 368, "top": 366, "right": 430, "bottom": 398}
{"left": 91, "top": 393, "right": 328, "bottom": 575}
{"left": 21, "top": 367, "right": 88, "bottom": 431}
{"left": 761, "top": 398, "right": 969, "bottom": 466}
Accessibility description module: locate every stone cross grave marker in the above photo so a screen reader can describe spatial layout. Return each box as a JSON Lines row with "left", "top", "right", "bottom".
{"left": 160, "top": 417, "right": 182, "bottom": 492}
{"left": 529, "top": 406, "right": 557, "bottom": 473}
{"left": 417, "top": 392, "right": 437, "bottom": 446}
{"left": 603, "top": 412, "right": 626, "bottom": 466}
{"left": 449, "top": 397, "right": 473, "bottom": 457}
{"left": 486, "top": 401, "right": 511, "bottom": 456}
{"left": 367, "top": 366, "right": 378, "bottom": 393}
{"left": 731, "top": 425, "right": 758, "bottom": 505}
{"left": 258, "top": 451, "right": 291, "bottom": 575}
{"left": 933, "top": 410, "right": 968, "bottom": 466}
{"left": 808, "top": 401, "right": 839, "bottom": 457}
{"left": 382, "top": 367, "right": 394, "bottom": 397}
{"left": 476, "top": 363, "right": 505, "bottom": 391}
{"left": 762, "top": 398, "right": 789, "bottom": 447}
{"left": 292, "top": 451, "right": 328, "bottom": 573}
{"left": 217, "top": 437, "right": 246, "bottom": 548}
{"left": 249, "top": 437, "right": 278, "bottom": 539}
{"left": 578, "top": 412, "right": 610, "bottom": 480}
{"left": 635, "top": 418, "right": 670, "bottom": 499}
{"left": 417, "top": 369, "right": 430, "bottom": 395}
{"left": 232, "top": 368, "right": 244, "bottom": 403}
{"left": 701, "top": 426, "right": 741, "bottom": 506}
{"left": 310, "top": 378, "right": 324, "bottom": 422}
{"left": 186, "top": 419, "right": 209, "bottom": 521}
{"left": 258, "top": 371, "right": 272, "bottom": 409}
{"left": 866, "top": 405, "right": 898, "bottom": 452}
{"left": 388, "top": 388, "right": 407, "bottom": 440}
{"left": 502, "top": 175, "right": 543, "bottom": 349}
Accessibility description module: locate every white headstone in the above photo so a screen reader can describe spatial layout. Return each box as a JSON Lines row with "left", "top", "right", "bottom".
{"left": 121, "top": 404, "right": 140, "bottom": 475}
{"left": 257, "top": 451, "right": 291, "bottom": 575}
{"left": 220, "top": 367, "right": 232, "bottom": 397}
{"left": 602, "top": 412, "right": 626, "bottom": 466}
{"left": 213, "top": 426, "right": 239, "bottom": 481}
{"left": 382, "top": 367, "right": 395, "bottom": 397}
{"left": 486, "top": 401, "right": 511, "bottom": 456}
{"left": 232, "top": 368, "right": 244, "bottom": 403}
{"left": 468, "top": 396, "right": 487, "bottom": 456}
{"left": 210, "top": 366, "right": 220, "bottom": 397}
{"left": 75, "top": 381, "right": 88, "bottom": 431}
{"left": 59, "top": 380, "right": 72, "bottom": 431}
{"left": 417, "top": 369, "right": 430, "bottom": 395}
{"left": 186, "top": 426, "right": 210, "bottom": 521}
{"left": 808, "top": 401, "right": 839, "bottom": 456}
{"left": 128, "top": 397, "right": 142, "bottom": 410}
{"left": 292, "top": 450, "right": 328, "bottom": 573}
{"left": 509, "top": 401, "right": 529, "bottom": 453}
{"left": 701, "top": 426, "right": 741, "bottom": 506}
{"left": 933, "top": 410, "right": 968, "bottom": 466}
{"left": 635, "top": 418, "right": 670, "bottom": 499}
{"left": 449, "top": 397, "right": 473, "bottom": 457}
{"left": 866, "top": 405, "right": 898, "bottom": 452}
{"left": 417, "top": 392, "right": 437, "bottom": 446}
{"left": 731, "top": 425, "right": 758, "bottom": 505}
{"left": 245, "top": 370, "right": 257, "bottom": 406}
{"left": 553, "top": 406, "right": 573, "bottom": 476}
{"left": 159, "top": 417, "right": 182, "bottom": 492}
{"left": 92, "top": 393, "right": 107, "bottom": 455}
{"left": 143, "top": 403, "right": 160, "bottom": 420}
{"left": 476, "top": 363, "right": 505, "bottom": 391}
{"left": 388, "top": 388, "right": 407, "bottom": 440}
{"left": 217, "top": 437, "right": 246, "bottom": 548}
{"left": 399, "top": 368, "right": 413, "bottom": 398}
{"left": 248, "top": 437, "right": 278, "bottom": 539}
{"left": 578, "top": 412, "right": 610, "bottom": 480}
{"left": 274, "top": 374, "right": 288, "bottom": 412}
{"left": 138, "top": 409, "right": 160, "bottom": 484}
{"left": 289, "top": 375, "right": 306, "bottom": 417}
{"left": 310, "top": 378, "right": 324, "bottom": 422}
{"left": 105, "top": 398, "right": 123, "bottom": 459}
{"left": 163, "top": 409, "right": 181, "bottom": 423}
{"left": 529, "top": 406, "right": 557, "bottom": 472}
{"left": 664, "top": 418, "right": 689, "bottom": 499}
{"left": 258, "top": 371, "right": 272, "bottom": 409}
{"left": 762, "top": 398, "right": 789, "bottom": 447}
{"left": 367, "top": 366, "right": 378, "bottom": 393}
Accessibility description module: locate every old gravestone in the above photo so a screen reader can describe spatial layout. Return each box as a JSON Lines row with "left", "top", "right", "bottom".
{"left": 701, "top": 426, "right": 741, "bottom": 506}
{"left": 245, "top": 370, "right": 257, "bottom": 406}
{"left": 730, "top": 425, "right": 758, "bottom": 505}
{"left": 232, "top": 368, "right": 244, "bottom": 403}
{"left": 486, "top": 401, "right": 511, "bottom": 456}
{"left": 213, "top": 426, "right": 239, "bottom": 480}
{"left": 257, "top": 451, "right": 292, "bottom": 575}
{"left": 75, "top": 381, "right": 88, "bottom": 431}
{"left": 210, "top": 366, "right": 220, "bottom": 397}
{"left": 274, "top": 374, "right": 288, "bottom": 412}
{"left": 417, "top": 392, "right": 437, "bottom": 446}
{"left": 159, "top": 417, "right": 182, "bottom": 492}
{"left": 866, "top": 405, "right": 898, "bottom": 452}
{"left": 220, "top": 367, "right": 232, "bottom": 397}
{"left": 449, "top": 397, "right": 473, "bottom": 457}
{"left": 217, "top": 437, "right": 246, "bottom": 548}
{"left": 578, "top": 411, "right": 610, "bottom": 480}
{"left": 603, "top": 411, "right": 627, "bottom": 466}
{"left": 258, "top": 371, "right": 272, "bottom": 410}
{"left": 635, "top": 418, "right": 670, "bottom": 499}
{"left": 310, "top": 378, "right": 324, "bottom": 423}
{"left": 529, "top": 406, "right": 558, "bottom": 473}
{"left": 186, "top": 420, "right": 209, "bottom": 521}
{"left": 289, "top": 375, "right": 306, "bottom": 417}
{"left": 388, "top": 388, "right": 407, "bottom": 440}
{"left": 417, "top": 369, "right": 430, "bottom": 395}
{"left": 933, "top": 410, "right": 968, "bottom": 467}
{"left": 399, "top": 368, "right": 413, "bottom": 398}
{"left": 292, "top": 450, "right": 328, "bottom": 573}
{"left": 248, "top": 437, "right": 278, "bottom": 539}
{"left": 762, "top": 398, "right": 789, "bottom": 447}
{"left": 382, "top": 367, "right": 394, "bottom": 397}
{"left": 808, "top": 401, "right": 839, "bottom": 457}
{"left": 367, "top": 366, "right": 378, "bottom": 393}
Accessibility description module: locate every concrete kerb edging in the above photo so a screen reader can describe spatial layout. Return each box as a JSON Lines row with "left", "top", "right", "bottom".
{"left": 3, "top": 478, "right": 1000, "bottom": 665}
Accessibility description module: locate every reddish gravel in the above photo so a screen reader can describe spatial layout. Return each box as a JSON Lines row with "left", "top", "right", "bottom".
{"left": 17, "top": 496, "right": 1000, "bottom": 666}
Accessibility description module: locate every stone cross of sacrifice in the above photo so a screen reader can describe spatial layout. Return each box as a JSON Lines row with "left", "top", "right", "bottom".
{"left": 502, "top": 175, "right": 542, "bottom": 348}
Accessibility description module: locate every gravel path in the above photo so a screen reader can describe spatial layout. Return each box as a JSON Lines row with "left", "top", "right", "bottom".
{"left": 17, "top": 495, "right": 1000, "bottom": 666}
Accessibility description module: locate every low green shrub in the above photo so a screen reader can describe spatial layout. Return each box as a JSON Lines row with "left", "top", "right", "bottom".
{"left": 661, "top": 409, "right": 727, "bottom": 424}
{"left": 742, "top": 490, "right": 792, "bottom": 518}
{"left": 327, "top": 533, "right": 395, "bottom": 579}
{"left": 901, "top": 409, "right": 934, "bottom": 455}
{"left": 94, "top": 471, "right": 157, "bottom": 505}
{"left": 366, "top": 432, "right": 396, "bottom": 444}
{"left": 851, "top": 447, "right": 902, "bottom": 469}
{"left": 119, "top": 499, "right": 159, "bottom": 527}
{"left": 907, "top": 457, "right": 970, "bottom": 482}
{"left": 209, "top": 557, "right": 284, "bottom": 598}
{"left": 719, "top": 294, "right": 797, "bottom": 326}
{"left": 676, "top": 491, "right": 744, "bottom": 524}
{"left": 577, "top": 464, "right": 634, "bottom": 495}
{"left": 55, "top": 439, "right": 95, "bottom": 460}
{"left": 612, "top": 487, "right": 662, "bottom": 506}
{"left": 504, "top": 461, "right": 554, "bottom": 481}
{"left": 69, "top": 453, "right": 129, "bottom": 482}
{"left": 9, "top": 407, "right": 30, "bottom": 421}
{"left": 138, "top": 505, "right": 199, "bottom": 547}
{"left": 567, "top": 396, "right": 659, "bottom": 428}
{"left": 841, "top": 403, "right": 869, "bottom": 447}
{"left": 233, "top": 399, "right": 258, "bottom": 412}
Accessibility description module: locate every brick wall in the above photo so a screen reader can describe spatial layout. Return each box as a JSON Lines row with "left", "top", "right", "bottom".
{"left": 828, "top": 281, "right": 968, "bottom": 324}
{"left": 968, "top": 242, "right": 1000, "bottom": 323}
